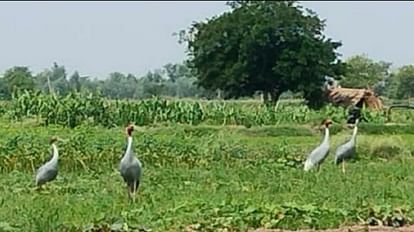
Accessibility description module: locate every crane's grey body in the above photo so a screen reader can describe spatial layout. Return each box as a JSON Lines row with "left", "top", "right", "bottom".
{"left": 35, "top": 143, "right": 59, "bottom": 186}
{"left": 334, "top": 139, "right": 356, "bottom": 164}
{"left": 304, "top": 127, "right": 331, "bottom": 171}
{"left": 334, "top": 120, "right": 358, "bottom": 171}
{"left": 120, "top": 135, "right": 142, "bottom": 200}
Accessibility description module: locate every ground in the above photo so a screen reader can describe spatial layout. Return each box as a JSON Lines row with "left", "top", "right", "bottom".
{"left": 250, "top": 226, "right": 414, "bottom": 232}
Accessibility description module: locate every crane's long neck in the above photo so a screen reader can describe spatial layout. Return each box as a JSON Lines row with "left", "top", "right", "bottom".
{"left": 49, "top": 143, "right": 59, "bottom": 164}
{"left": 322, "top": 127, "right": 330, "bottom": 144}
{"left": 350, "top": 125, "right": 358, "bottom": 142}
{"left": 124, "top": 136, "right": 134, "bottom": 160}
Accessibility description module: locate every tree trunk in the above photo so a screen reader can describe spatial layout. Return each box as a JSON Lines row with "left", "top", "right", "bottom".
{"left": 270, "top": 90, "right": 281, "bottom": 111}
{"left": 263, "top": 91, "right": 271, "bottom": 107}
{"left": 47, "top": 75, "right": 55, "bottom": 97}
{"left": 270, "top": 90, "right": 280, "bottom": 104}
{"left": 176, "top": 85, "right": 180, "bottom": 98}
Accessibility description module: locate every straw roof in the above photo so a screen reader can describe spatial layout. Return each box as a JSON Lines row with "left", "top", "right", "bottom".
{"left": 326, "top": 87, "right": 383, "bottom": 110}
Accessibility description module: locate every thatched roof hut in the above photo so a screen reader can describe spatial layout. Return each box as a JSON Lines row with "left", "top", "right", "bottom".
{"left": 324, "top": 76, "right": 383, "bottom": 110}
{"left": 326, "top": 87, "right": 383, "bottom": 110}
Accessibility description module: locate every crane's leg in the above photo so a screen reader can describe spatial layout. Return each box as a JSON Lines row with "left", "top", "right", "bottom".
{"left": 342, "top": 161, "right": 346, "bottom": 174}
{"left": 132, "top": 181, "right": 137, "bottom": 203}
{"left": 317, "top": 164, "right": 321, "bottom": 172}
{"left": 126, "top": 184, "right": 132, "bottom": 200}
{"left": 35, "top": 182, "right": 46, "bottom": 191}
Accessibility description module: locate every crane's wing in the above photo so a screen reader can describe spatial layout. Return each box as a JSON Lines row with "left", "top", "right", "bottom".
{"left": 334, "top": 141, "right": 355, "bottom": 164}
{"left": 304, "top": 142, "right": 330, "bottom": 171}
{"left": 307, "top": 143, "right": 330, "bottom": 161}
{"left": 36, "top": 166, "right": 58, "bottom": 185}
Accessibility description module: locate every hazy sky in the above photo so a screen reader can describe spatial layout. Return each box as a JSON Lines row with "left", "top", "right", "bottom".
{"left": 0, "top": 1, "right": 413, "bottom": 78}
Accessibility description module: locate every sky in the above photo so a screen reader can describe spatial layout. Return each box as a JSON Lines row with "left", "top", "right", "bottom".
{"left": 0, "top": 1, "right": 413, "bottom": 79}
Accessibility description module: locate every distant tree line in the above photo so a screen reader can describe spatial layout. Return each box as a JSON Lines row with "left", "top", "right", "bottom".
{"left": 0, "top": 62, "right": 217, "bottom": 100}
{"left": 339, "top": 54, "right": 414, "bottom": 100}
{"left": 1, "top": 54, "right": 412, "bottom": 102}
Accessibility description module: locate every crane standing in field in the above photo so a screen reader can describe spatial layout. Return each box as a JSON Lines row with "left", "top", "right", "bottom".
{"left": 120, "top": 123, "right": 142, "bottom": 202}
{"left": 334, "top": 119, "right": 359, "bottom": 173}
{"left": 304, "top": 119, "right": 333, "bottom": 172}
{"left": 35, "top": 136, "right": 64, "bottom": 189}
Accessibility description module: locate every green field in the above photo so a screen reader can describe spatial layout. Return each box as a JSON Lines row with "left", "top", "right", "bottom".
{"left": 1, "top": 95, "right": 414, "bottom": 231}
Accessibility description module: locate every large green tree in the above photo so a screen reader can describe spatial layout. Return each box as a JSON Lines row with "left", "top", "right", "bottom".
{"left": 179, "top": 0, "right": 345, "bottom": 107}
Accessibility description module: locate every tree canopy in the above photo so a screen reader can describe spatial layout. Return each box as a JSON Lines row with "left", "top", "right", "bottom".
{"left": 388, "top": 65, "right": 414, "bottom": 99}
{"left": 179, "top": 0, "right": 345, "bottom": 107}
{"left": 340, "top": 54, "right": 391, "bottom": 90}
{"left": 3, "top": 66, "right": 35, "bottom": 94}
{"left": 0, "top": 61, "right": 212, "bottom": 100}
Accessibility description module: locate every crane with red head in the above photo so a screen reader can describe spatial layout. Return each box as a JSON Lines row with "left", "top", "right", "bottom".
{"left": 35, "top": 136, "right": 65, "bottom": 188}
{"left": 119, "top": 122, "right": 142, "bottom": 202}
{"left": 304, "top": 118, "right": 333, "bottom": 172}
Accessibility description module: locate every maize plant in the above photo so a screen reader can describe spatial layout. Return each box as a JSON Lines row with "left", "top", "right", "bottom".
{"left": 6, "top": 91, "right": 413, "bottom": 128}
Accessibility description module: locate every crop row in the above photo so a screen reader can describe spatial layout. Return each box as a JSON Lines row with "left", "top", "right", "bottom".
{"left": 5, "top": 90, "right": 414, "bottom": 128}
{"left": 1, "top": 124, "right": 413, "bottom": 173}
{"left": 0, "top": 127, "right": 303, "bottom": 172}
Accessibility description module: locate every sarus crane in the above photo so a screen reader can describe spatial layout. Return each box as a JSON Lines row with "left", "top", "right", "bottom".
{"left": 304, "top": 119, "right": 333, "bottom": 172}
{"left": 120, "top": 123, "right": 142, "bottom": 202}
{"left": 35, "top": 136, "right": 64, "bottom": 188}
{"left": 334, "top": 119, "right": 359, "bottom": 173}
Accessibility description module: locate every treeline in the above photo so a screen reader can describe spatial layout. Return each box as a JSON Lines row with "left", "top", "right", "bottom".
{"left": 0, "top": 54, "right": 413, "bottom": 101}
{"left": 339, "top": 55, "right": 414, "bottom": 100}
{"left": 0, "top": 62, "right": 216, "bottom": 100}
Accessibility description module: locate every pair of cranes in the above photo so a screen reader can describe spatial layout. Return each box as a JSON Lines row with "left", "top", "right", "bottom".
{"left": 304, "top": 118, "right": 359, "bottom": 173}
{"left": 35, "top": 123, "right": 142, "bottom": 202}
{"left": 34, "top": 117, "right": 358, "bottom": 200}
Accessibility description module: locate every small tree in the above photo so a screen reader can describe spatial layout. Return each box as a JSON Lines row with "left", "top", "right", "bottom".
{"left": 340, "top": 54, "right": 391, "bottom": 91}
{"left": 394, "top": 65, "right": 414, "bottom": 99}
{"left": 3, "top": 66, "right": 35, "bottom": 95}
{"left": 69, "top": 71, "right": 82, "bottom": 92}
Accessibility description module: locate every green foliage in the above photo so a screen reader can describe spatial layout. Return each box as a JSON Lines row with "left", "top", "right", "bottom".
{"left": 1, "top": 122, "right": 414, "bottom": 231}
{"left": 340, "top": 54, "right": 391, "bottom": 90}
{"left": 0, "top": 61, "right": 211, "bottom": 101}
{"left": 0, "top": 78, "right": 9, "bottom": 99}
{"left": 3, "top": 66, "right": 35, "bottom": 94}
{"left": 101, "top": 72, "right": 139, "bottom": 99}
{"left": 69, "top": 71, "right": 82, "bottom": 92}
{"left": 7, "top": 91, "right": 414, "bottom": 128}
{"left": 34, "top": 62, "right": 69, "bottom": 95}
{"left": 181, "top": 1, "right": 344, "bottom": 106}
{"left": 392, "top": 65, "right": 414, "bottom": 99}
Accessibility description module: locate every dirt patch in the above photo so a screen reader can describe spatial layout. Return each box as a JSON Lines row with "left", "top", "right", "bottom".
{"left": 249, "top": 225, "right": 414, "bottom": 232}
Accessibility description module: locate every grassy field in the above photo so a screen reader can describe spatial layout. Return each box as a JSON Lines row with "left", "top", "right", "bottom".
{"left": 1, "top": 118, "right": 414, "bottom": 231}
